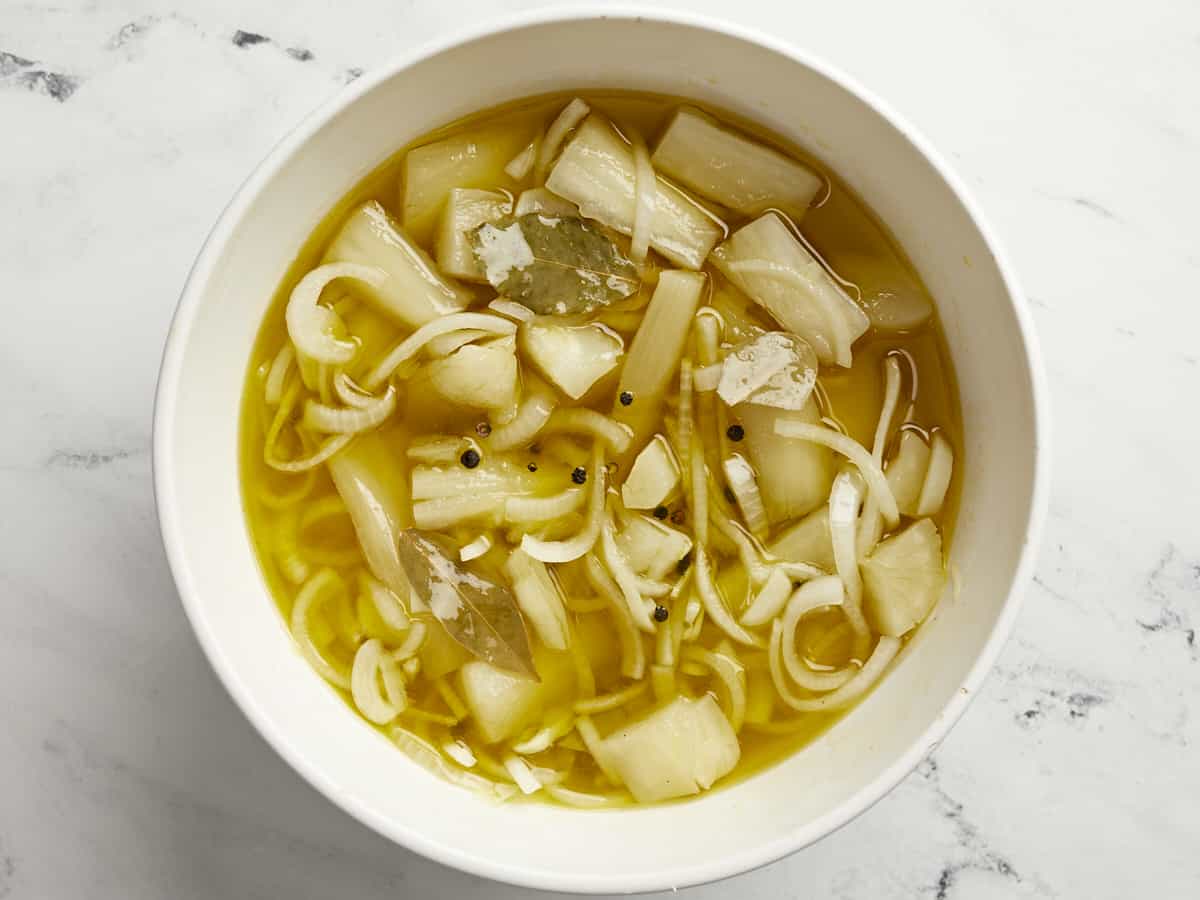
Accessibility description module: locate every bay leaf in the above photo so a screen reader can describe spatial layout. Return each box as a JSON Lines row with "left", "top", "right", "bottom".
{"left": 395, "top": 529, "right": 538, "bottom": 679}
{"left": 471, "top": 213, "right": 640, "bottom": 315}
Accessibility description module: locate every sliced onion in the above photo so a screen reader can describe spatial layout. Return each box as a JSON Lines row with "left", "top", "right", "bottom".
{"left": 599, "top": 518, "right": 657, "bottom": 633}
{"left": 740, "top": 567, "right": 793, "bottom": 627}
{"left": 501, "top": 754, "right": 545, "bottom": 795}
{"left": 858, "top": 355, "right": 903, "bottom": 555}
{"left": 535, "top": 97, "right": 590, "bottom": 182}
{"left": 412, "top": 494, "right": 505, "bottom": 530}
{"left": 264, "top": 344, "right": 295, "bottom": 406}
{"left": 302, "top": 384, "right": 396, "bottom": 435}
{"left": 360, "top": 572, "right": 410, "bottom": 633}
{"left": 689, "top": 437, "right": 709, "bottom": 550}
{"left": 694, "top": 550, "right": 764, "bottom": 647}
{"left": 286, "top": 263, "right": 383, "bottom": 365}
{"left": 677, "top": 359, "right": 694, "bottom": 478}
{"left": 511, "top": 707, "right": 576, "bottom": 755}
{"left": 630, "top": 131, "right": 656, "bottom": 264}
{"left": 504, "top": 135, "right": 540, "bottom": 180}
{"left": 351, "top": 639, "right": 406, "bottom": 724}
{"left": 434, "top": 677, "right": 469, "bottom": 721}
{"left": 583, "top": 553, "right": 646, "bottom": 679}
{"left": 773, "top": 421, "right": 899, "bottom": 527}
{"left": 391, "top": 621, "right": 427, "bottom": 661}
{"left": 488, "top": 375, "right": 558, "bottom": 451}
{"left": 442, "top": 740, "right": 478, "bottom": 768}
{"left": 391, "top": 729, "right": 514, "bottom": 801}
{"left": 521, "top": 444, "right": 605, "bottom": 563}
{"left": 504, "top": 486, "right": 584, "bottom": 523}
{"left": 487, "top": 298, "right": 535, "bottom": 322}
{"left": 680, "top": 645, "right": 747, "bottom": 732}
{"left": 574, "top": 715, "right": 621, "bottom": 785}
{"left": 723, "top": 454, "right": 769, "bottom": 539}
{"left": 634, "top": 576, "right": 671, "bottom": 598}
{"left": 542, "top": 408, "right": 633, "bottom": 456}
{"left": 781, "top": 576, "right": 858, "bottom": 692}
{"left": 544, "top": 785, "right": 628, "bottom": 808}
{"left": 290, "top": 569, "right": 352, "bottom": 688}
{"left": 915, "top": 431, "right": 954, "bottom": 517}
{"left": 426, "top": 328, "right": 489, "bottom": 358}
{"left": 333, "top": 371, "right": 380, "bottom": 409}
{"left": 364, "top": 312, "right": 517, "bottom": 390}
{"left": 459, "top": 533, "right": 493, "bottom": 562}
{"left": 829, "top": 470, "right": 869, "bottom": 636}
{"left": 770, "top": 619, "right": 900, "bottom": 712}
{"left": 573, "top": 680, "right": 648, "bottom": 715}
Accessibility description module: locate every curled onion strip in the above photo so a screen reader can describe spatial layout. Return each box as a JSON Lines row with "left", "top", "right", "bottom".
{"left": 286, "top": 263, "right": 383, "bottom": 364}
{"left": 520, "top": 444, "right": 605, "bottom": 563}
{"left": 740, "top": 566, "right": 793, "bottom": 627}
{"left": 302, "top": 383, "right": 396, "bottom": 435}
{"left": 769, "top": 619, "right": 900, "bottom": 712}
{"left": 488, "top": 376, "right": 557, "bottom": 451}
{"left": 511, "top": 707, "right": 576, "bottom": 755}
{"left": 504, "top": 135, "right": 540, "bottom": 180}
{"left": 583, "top": 553, "right": 646, "bottom": 679}
{"left": 535, "top": 97, "right": 590, "bottom": 181}
{"left": 858, "top": 355, "right": 903, "bottom": 555}
{"left": 829, "top": 470, "right": 869, "bottom": 637}
{"left": 573, "top": 680, "right": 649, "bottom": 716}
{"left": 680, "top": 645, "right": 747, "bottom": 732}
{"left": 351, "top": 638, "right": 407, "bottom": 724}
{"left": 630, "top": 131, "right": 656, "bottom": 264}
{"left": 290, "top": 569, "right": 352, "bottom": 689}
{"left": 391, "top": 621, "right": 427, "bottom": 661}
{"left": 264, "top": 344, "right": 294, "bottom": 406}
{"left": 504, "top": 487, "right": 585, "bottom": 524}
{"left": 542, "top": 408, "right": 633, "bottom": 456}
{"left": 544, "top": 785, "right": 629, "bottom": 808}
{"left": 487, "top": 298, "right": 535, "bottom": 322}
{"left": 364, "top": 312, "right": 517, "bottom": 390}
{"left": 780, "top": 576, "right": 859, "bottom": 692}
{"left": 694, "top": 549, "right": 764, "bottom": 648}
{"left": 599, "top": 517, "right": 657, "bottom": 633}
{"left": 773, "top": 421, "right": 899, "bottom": 527}
{"left": 574, "top": 716, "right": 620, "bottom": 785}
{"left": 333, "top": 372, "right": 379, "bottom": 410}
{"left": 360, "top": 572, "right": 410, "bottom": 633}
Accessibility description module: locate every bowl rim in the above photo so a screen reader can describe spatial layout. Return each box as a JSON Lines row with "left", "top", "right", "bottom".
{"left": 153, "top": 4, "right": 1050, "bottom": 893}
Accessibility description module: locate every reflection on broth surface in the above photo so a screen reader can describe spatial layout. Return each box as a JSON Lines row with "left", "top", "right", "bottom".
{"left": 240, "top": 91, "right": 962, "bottom": 806}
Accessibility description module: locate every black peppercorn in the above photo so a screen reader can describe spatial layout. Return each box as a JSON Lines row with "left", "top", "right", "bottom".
{"left": 460, "top": 449, "right": 481, "bottom": 469}
{"left": 653, "top": 604, "right": 669, "bottom": 622}
{"left": 676, "top": 552, "right": 692, "bottom": 574}
{"left": 571, "top": 467, "right": 587, "bottom": 485}
{"left": 619, "top": 390, "right": 634, "bottom": 406}
{"left": 653, "top": 505, "right": 669, "bottom": 520}
{"left": 726, "top": 424, "right": 745, "bottom": 442}
{"left": 475, "top": 422, "right": 492, "bottom": 437}
{"left": 527, "top": 462, "right": 538, "bottom": 472}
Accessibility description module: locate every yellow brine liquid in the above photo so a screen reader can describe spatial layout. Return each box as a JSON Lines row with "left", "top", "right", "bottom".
{"left": 239, "top": 91, "right": 963, "bottom": 807}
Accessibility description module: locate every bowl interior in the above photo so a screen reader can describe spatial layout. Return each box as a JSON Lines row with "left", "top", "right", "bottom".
{"left": 155, "top": 12, "right": 1043, "bottom": 894}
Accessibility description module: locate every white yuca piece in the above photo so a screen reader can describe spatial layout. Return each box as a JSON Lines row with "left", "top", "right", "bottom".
{"left": 402, "top": 123, "right": 535, "bottom": 244}
{"left": 614, "top": 513, "right": 692, "bottom": 580}
{"left": 435, "top": 188, "right": 512, "bottom": 282}
{"left": 424, "top": 337, "right": 519, "bottom": 411}
{"left": 734, "top": 399, "right": 836, "bottom": 524}
{"left": 886, "top": 430, "right": 932, "bottom": 516}
{"left": 861, "top": 518, "right": 946, "bottom": 636}
{"left": 514, "top": 187, "right": 579, "bottom": 217}
{"left": 613, "top": 271, "right": 706, "bottom": 452}
{"left": 711, "top": 213, "right": 869, "bottom": 366}
{"left": 546, "top": 115, "right": 725, "bottom": 269}
{"left": 503, "top": 548, "right": 570, "bottom": 650}
{"left": 651, "top": 106, "right": 823, "bottom": 221}
{"left": 326, "top": 431, "right": 417, "bottom": 608}
{"left": 915, "top": 431, "right": 954, "bottom": 517}
{"left": 519, "top": 320, "right": 624, "bottom": 399}
{"left": 602, "top": 695, "right": 740, "bottom": 803}
{"left": 621, "top": 435, "right": 680, "bottom": 509}
{"left": 767, "top": 506, "right": 835, "bottom": 571}
{"left": 457, "top": 661, "right": 546, "bottom": 744}
{"left": 324, "top": 202, "right": 473, "bottom": 329}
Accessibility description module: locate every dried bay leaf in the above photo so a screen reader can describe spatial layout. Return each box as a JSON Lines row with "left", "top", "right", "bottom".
{"left": 471, "top": 213, "right": 640, "bottom": 315}
{"left": 395, "top": 529, "right": 538, "bottom": 679}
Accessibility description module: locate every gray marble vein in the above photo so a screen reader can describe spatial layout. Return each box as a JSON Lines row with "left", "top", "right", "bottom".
{"left": 3, "top": 0, "right": 1199, "bottom": 897}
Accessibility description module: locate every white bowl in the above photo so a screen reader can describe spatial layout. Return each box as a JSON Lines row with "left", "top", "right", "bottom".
{"left": 154, "top": 7, "right": 1048, "bottom": 894}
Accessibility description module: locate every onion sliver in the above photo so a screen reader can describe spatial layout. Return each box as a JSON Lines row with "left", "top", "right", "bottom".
{"left": 333, "top": 371, "right": 379, "bottom": 410}
{"left": 264, "top": 344, "right": 294, "bottom": 406}
{"left": 599, "top": 518, "right": 657, "bottom": 633}
{"left": 286, "top": 263, "right": 383, "bottom": 365}
{"left": 694, "top": 549, "right": 764, "bottom": 647}
{"left": 544, "top": 785, "right": 628, "bottom": 808}
{"left": 488, "top": 375, "right": 557, "bottom": 451}
{"left": 511, "top": 707, "right": 576, "bottom": 755}
{"left": 504, "top": 486, "right": 584, "bottom": 523}
{"left": 773, "top": 421, "right": 899, "bottom": 527}
{"left": 290, "top": 569, "right": 352, "bottom": 688}
{"left": 829, "top": 469, "right": 869, "bottom": 636}
{"left": 542, "top": 408, "right": 633, "bottom": 456}
{"left": 351, "top": 638, "right": 407, "bottom": 724}
{"left": 487, "top": 298, "right": 535, "bottom": 322}
{"left": 504, "top": 135, "right": 539, "bottom": 180}
{"left": 915, "top": 431, "right": 954, "bottom": 517}
{"left": 442, "top": 740, "right": 478, "bottom": 768}
{"left": 583, "top": 553, "right": 646, "bottom": 679}
{"left": 574, "top": 715, "right": 621, "bottom": 785}
{"left": 502, "top": 755, "right": 545, "bottom": 795}
{"left": 303, "top": 384, "right": 396, "bottom": 434}
{"left": 574, "top": 680, "right": 649, "bottom": 715}
{"left": 770, "top": 619, "right": 900, "bottom": 712}
{"left": 521, "top": 444, "right": 606, "bottom": 563}
{"left": 723, "top": 454, "right": 768, "bottom": 539}
{"left": 535, "top": 97, "right": 590, "bottom": 181}
{"left": 680, "top": 645, "right": 747, "bottom": 732}
{"left": 360, "top": 572, "right": 410, "bottom": 633}
{"left": 459, "top": 533, "right": 493, "bottom": 562}
{"left": 780, "top": 576, "right": 859, "bottom": 692}
{"left": 364, "top": 312, "right": 517, "bottom": 390}
{"left": 630, "top": 131, "right": 656, "bottom": 264}
{"left": 740, "top": 567, "right": 793, "bottom": 627}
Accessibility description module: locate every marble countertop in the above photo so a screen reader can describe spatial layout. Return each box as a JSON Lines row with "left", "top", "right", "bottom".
{"left": 3, "top": 0, "right": 1197, "bottom": 897}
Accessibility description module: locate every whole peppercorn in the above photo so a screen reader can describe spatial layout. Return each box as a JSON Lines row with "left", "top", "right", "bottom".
{"left": 619, "top": 390, "right": 634, "bottom": 406}
{"left": 571, "top": 467, "right": 588, "bottom": 485}
{"left": 653, "top": 605, "right": 669, "bottom": 622}
{"left": 726, "top": 424, "right": 745, "bottom": 442}
{"left": 460, "top": 449, "right": 481, "bottom": 469}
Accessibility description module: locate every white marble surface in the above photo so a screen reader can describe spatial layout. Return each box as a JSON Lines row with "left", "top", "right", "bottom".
{"left": 2, "top": 0, "right": 1197, "bottom": 896}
